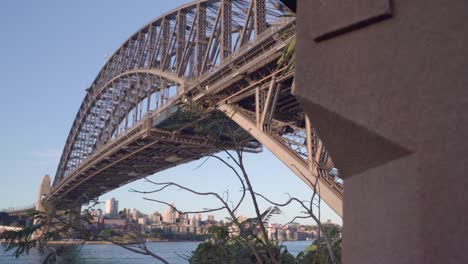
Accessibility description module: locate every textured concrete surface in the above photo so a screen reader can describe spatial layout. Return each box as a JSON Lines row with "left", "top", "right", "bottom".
{"left": 36, "top": 175, "right": 51, "bottom": 212}
{"left": 295, "top": 0, "right": 468, "bottom": 263}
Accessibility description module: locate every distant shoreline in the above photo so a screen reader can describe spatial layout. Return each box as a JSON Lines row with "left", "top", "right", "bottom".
{"left": 47, "top": 239, "right": 201, "bottom": 245}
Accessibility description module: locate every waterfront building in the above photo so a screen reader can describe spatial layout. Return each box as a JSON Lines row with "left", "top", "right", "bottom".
{"left": 122, "top": 208, "right": 131, "bottom": 219}
{"left": 178, "top": 225, "right": 189, "bottom": 234}
{"left": 286, "top": 229, "right": 297, "bottom": 240}
{"left": 105, "top": 198, "right": 118, "bottom": 219}
{"left": 102, "top": 219, "right": 127, "bottom": 233}
{"left": 170, "top": 224, "right": 178, "bottom": 233}
{"left": 297, "top": 231, "right": 313, "bottom": 241}
{"left": 188, "top": 225, "right": 195, "bottom": 233}
{"left": 191, "top": 214, "right": 201, "bottom": 228}
{"left": 266, "top": 223, "right": 279, "bottom": 240}
{"left": 163, "top": 204, "right": 177, "bottom": 224}
{"left": 150, "top": 211, "right": 162, "bottom": 224}
{"left": 131, "top": 208, "right": 140, "bottom": 221}
{"left": 194, "top": 213, "right": 202, "bottom": 221}
{"left": 138, "top": 217, "right": 147, "bottom": 225}
{"left": 179, "top": 212, "right": 189, "bottom": 225}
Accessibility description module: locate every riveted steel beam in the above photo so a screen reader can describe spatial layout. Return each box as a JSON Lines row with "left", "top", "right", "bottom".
{"left": 221, "top": 0, "right": 232, "bottom": 61}
{"left": 254, "top": 0, "right": 266, "bottom": 36}
{"left": 219, "top": 104, "right": 343, "bottom": 217}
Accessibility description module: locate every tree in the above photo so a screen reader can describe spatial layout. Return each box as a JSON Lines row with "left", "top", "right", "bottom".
{"left": 130, "top": 105, "right": 341, "bottom": 263}
{"left": 296, "top": 224, "right": 342, "bottom": 264}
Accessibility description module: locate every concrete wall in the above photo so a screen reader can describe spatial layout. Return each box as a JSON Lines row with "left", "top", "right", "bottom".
{"left": 294, "top": 1, "right": 468, "bottom": 263}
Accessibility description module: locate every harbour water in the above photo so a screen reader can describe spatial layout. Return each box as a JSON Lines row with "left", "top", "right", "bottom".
{"left": 0, "top": 240, "right": 312, "bottom": 263}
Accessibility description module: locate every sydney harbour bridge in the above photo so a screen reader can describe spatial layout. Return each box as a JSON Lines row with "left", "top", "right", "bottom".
{"left": 8, "top": 0, "right": 343, "bottom": 217}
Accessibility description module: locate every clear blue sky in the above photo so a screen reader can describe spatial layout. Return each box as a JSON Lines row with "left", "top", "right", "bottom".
{"left": 0, "top": 0, "right": 341, "bottom": 225}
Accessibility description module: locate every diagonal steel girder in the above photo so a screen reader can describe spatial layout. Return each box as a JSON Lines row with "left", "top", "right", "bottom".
{"left": 218, "top": 104, "right": 343, "bottom": 217}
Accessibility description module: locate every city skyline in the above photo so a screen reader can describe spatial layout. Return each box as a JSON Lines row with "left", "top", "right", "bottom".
{"left": 0, "top": 0, "right": 341, "bottom": 226}
{"left": 85, "top": 201, "right": 340, "bottom": 229}
{"left": 80, "top": 201, "right": 330, "bottom": 243}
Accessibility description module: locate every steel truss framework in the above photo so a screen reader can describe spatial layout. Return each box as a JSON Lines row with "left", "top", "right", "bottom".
{"left": 51, "top": 0, "right": 344, "bottom": 216}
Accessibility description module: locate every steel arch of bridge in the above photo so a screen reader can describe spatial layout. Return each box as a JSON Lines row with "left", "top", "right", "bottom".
{"left": 52, "top": 0, "right": 344, "bottom": 216}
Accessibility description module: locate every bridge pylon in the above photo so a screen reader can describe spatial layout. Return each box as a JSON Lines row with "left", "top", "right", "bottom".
{"left": 32, "top": 175, "right": 52, "bottom": 239}
{"left": 35, "top": 175, "right": 51, "bottom": 212}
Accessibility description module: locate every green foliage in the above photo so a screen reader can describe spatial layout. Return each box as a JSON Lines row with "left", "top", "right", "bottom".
{"left": 1, "top": 227, "right": 37, "bottom": 258}
{"left": 0, "top": 211, "right": 51, "bottom": 258}
{"left": 98, "top": 229, "right": 112, "bottom": 239}
{"left": 0, "top": 208, "right": 92, "bottom": 262}
{"left": 190, "top": 220, "right": 343, "bottom": 264}
{"left": 296, "top": 225, "right": 342, "bottom": 264}
{"left": 194, "top": 111, "right": 250, "bottom": 143}
{"left": 277, "top": 35, "right": 296, "bottom": 71}
{"left": 190, "top": 236, "right": 299, "bottom": 264}
{"left": 190, "top": 207, "right": 299, "bottom": 264}
{"left": 158, "top": 108, "right": 203, "bottom": 131}
{"left": 156, "top": 105, "right": 252, "bottom": 149}
{"left": 207, "top": 225, "right": 230, "bottom": 242}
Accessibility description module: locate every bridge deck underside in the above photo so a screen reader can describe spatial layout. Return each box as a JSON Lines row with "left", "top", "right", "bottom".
{"left": 51, "top": 127, "right": 219, "bottom": 207}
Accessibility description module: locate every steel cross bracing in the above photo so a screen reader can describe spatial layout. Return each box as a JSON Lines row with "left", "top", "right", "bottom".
{"left": 51, "top": 0, "right": 344, "bottom": 217}
{"left": 215, "top": 68, "right": 343, "bottom": 215}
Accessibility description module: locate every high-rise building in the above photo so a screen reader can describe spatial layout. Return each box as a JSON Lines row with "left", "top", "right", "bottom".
{"left": 122, "top": 208, "right": 131, "bottom": 219}
{"left": 163, "top": 204, "right": 177, "bottom": 224}
{"left": 151, "top": 211, "right": 162, "bottom": 224}
{"left": 138, "top": 217, "right": 148, "bottom": 225}
{"left": 131, "top": 208, "right": 140, "bottom": 221}
{"left": 191, "top": 214, "right": 201, "bottom": 227}
{"left": 207, "top": 215, "right": 215, "bottom": 222}
{"left": 195, "top": 213, "right": 202, "bottom": 221}
{"left": 88, "top": 209, "right": 103, "bottom": 217}
{"left": 179, "top": 213, "right": 189, "bottom": 225}
{"left": 105, "top": 198, "right": 118, "bottom": 219}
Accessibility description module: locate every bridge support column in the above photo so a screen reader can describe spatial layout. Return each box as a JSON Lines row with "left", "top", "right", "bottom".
{"left": 295, "top": 1, "right": 468, "bottom": 263}
{"left": 33, "top": 175, "right": 82, "bottom": 240}
{"left": 32, "top": 175, "right": 52, "bottom": 239}
{"left": 35, "top": 175, "right": 51, "bottom": 213}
